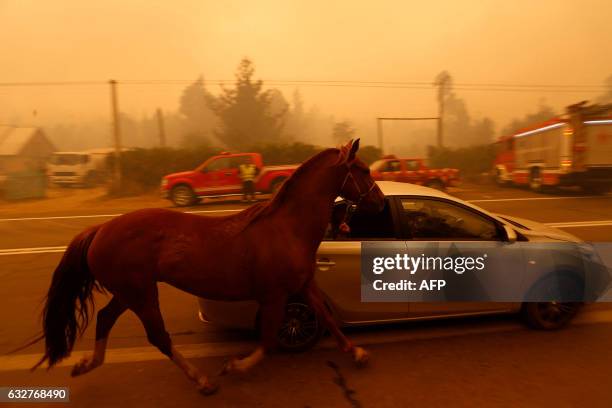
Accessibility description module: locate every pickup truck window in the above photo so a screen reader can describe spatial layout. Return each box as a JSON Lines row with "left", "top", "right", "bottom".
{"left": 206, "top": 157, "right": 234, "bottom": 171}
{"left": 399, "top": 198, "right": 499, "bottom": 241}
{"left": 382, "top": 160, "right": 401, "bottom": 172}
{"left": 405, "top": 160, "right": 419, "bottom": 171}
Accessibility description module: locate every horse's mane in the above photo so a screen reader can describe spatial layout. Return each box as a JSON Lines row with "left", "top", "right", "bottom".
{"left": 226, "top": 148, "right": 341, "bottom": 231}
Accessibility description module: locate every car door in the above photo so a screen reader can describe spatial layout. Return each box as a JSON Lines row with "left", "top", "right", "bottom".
{"left": 197, "top": 157, "right": 242, "bottom": 195}
{"left": 315, "top": 199, "right": 413, "bottom": 324}
{"left": 395, "top": 196, "right": 523, "bottom": 317}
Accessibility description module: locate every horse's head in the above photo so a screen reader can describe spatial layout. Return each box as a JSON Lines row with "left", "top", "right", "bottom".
{"left": 336, "top": 139, "right": 385, "bottom": 213}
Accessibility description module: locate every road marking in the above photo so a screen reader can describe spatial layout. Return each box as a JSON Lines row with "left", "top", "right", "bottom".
{"left": 2, "top": 308, "right": 611, "bottom": 372}
{"left": 0, "top": 246, "right": 67, "bottom": 256}
{"left": 1, "top": 194, "right": 609, "bottom": 222}
{"left": 467, "top": 195, "right": 607, "bottom": 203}
{"left": 546, "top": 220, "right": 612, "bottom": 228}
{"left": 0, "top": 209, "right": 242, "bottom": 222}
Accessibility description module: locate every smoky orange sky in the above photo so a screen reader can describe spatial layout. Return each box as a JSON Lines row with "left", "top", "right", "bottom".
{"left": 1, "top": 0, "right": 611, "bottom": 145}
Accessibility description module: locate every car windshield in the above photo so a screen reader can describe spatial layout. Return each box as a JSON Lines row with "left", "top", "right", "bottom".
{"left": 50, "top": 154, "right": 86, "bottom": 165}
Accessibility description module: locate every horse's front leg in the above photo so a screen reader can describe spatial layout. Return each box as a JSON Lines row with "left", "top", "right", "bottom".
{"left": 304, "top": 280, "right": 369, "bottom": 366}
{"left": 222, "top": 295, "right": 288, "bottom": 375}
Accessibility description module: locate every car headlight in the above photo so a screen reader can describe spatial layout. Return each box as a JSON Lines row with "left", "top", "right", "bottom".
{"left": 161, "top": 178, "right": 168, "bottom": 187}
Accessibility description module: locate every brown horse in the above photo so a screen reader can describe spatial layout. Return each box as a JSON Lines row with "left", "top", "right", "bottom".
{"left": 34, "top": 139, "right": 384, "bottom": 395}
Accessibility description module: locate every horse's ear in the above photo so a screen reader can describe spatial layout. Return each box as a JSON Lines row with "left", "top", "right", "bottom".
{"left": 347, "top": 138, "right": 360, "bottom": 162}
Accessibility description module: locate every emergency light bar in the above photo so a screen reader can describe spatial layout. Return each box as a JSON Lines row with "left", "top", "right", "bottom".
{"left": 513, "top": 122, "right": 565, "bottom": 139}
{"left": 584, "top": 120, "right": 612, "bottom": 125}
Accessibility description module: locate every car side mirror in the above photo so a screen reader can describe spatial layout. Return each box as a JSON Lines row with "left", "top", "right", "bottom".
{"left": 503, "top": 225, "right": 517, "bottom": 243}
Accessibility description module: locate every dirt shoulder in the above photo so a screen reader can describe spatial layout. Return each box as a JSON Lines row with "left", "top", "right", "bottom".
{"left": 0, "top": 186, "right": 169, "bottom": 218}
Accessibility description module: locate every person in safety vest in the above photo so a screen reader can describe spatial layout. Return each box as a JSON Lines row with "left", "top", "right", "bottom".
{"left": 239, "top": 161, "right": 258, "bottom": 202}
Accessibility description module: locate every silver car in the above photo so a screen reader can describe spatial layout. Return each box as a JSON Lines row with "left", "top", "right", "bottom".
{"left": 198, "top": 182, "right": 600, "bottom": 351}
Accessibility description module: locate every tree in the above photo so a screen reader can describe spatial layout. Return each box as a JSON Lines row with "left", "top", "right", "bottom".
{"left": 357, "top": 145, "right": 383, "bottom": 165}
{"left": 285, "top": 89, "right": 308, "bottom": 141}
{"left": 209, "top": 58, "right": 286, "bottom": 150}
{"left": 501, "top": 102, "right": 557, "bottom": 136}
{"left": 596, "top": 74, "right": 612, "bottom": 104}
{"left": 470, "top": 117, "right": 495, "bottom": 145}
{"left": 332, "top": 121, "right": 356, "bottom": 145}
{"left": 179, "top": 77, "right": 216, "bottom": 146}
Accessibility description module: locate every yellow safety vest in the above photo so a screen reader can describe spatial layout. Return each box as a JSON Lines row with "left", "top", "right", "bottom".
{"left": 239, "top": 164, "right": 257, "bottom": 181}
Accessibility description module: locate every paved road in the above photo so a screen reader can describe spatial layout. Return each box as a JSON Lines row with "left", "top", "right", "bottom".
{"left": 1, "top": 183, "right": 611, "bottom": 407}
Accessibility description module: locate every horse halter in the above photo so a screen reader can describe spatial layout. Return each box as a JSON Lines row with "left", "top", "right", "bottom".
{"left": 339, "top": 163, "right": 377, "bottom": 210}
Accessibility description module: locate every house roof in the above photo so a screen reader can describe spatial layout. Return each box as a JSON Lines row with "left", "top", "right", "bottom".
{"left": 0, "top": 126, "right": 44, "bottom": 155}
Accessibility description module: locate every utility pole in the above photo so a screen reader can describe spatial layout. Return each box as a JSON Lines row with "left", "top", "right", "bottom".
{"left": 156, "top": 108, "right": 166, "bottom": 147}
{"left": 435, "top": 71, "right": 451, "bottom": 148}
{"left": 109, "top": 80, "right": 122, "bottom": 190}
{"left": 377, "top": 118, "right": 384, "bottom": 153}
{"left": 376, "top": 117, "right": 439, "bottom": 156}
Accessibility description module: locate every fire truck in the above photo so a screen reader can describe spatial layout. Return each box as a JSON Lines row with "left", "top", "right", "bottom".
{"left": 494, "top": 102, "right": 612, "bottom": 193}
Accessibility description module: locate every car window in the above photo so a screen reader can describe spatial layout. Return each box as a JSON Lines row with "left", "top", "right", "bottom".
{"left": 206, "top": 157, "right": 234, "bottom": 171}
{"left": 399, "top": 198, "right": 500, "bottom": 240}
{"left": 324, "top": 200, "right": 396, "bottom": 241}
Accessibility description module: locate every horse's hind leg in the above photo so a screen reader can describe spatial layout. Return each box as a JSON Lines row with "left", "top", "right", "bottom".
{"left": 71, "top": 296, "right": 127, "bottom": 377}
{"left": 223, "top": 295, "right": 287, "bottom": 375}
{"left": 133, "top": 288, "right": 218, "bottom": 396}
{"left": 304, "top": 280, "right": 369, "bottom": 365}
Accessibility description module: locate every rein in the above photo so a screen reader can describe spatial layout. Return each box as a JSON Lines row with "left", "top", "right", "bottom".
{"left": 338, "top": 163, "right": 376, "bottom": 226}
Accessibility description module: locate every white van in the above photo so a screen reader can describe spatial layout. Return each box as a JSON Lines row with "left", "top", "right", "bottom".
{"left": 47, "top": 148, "right": 114, "bottom": 187}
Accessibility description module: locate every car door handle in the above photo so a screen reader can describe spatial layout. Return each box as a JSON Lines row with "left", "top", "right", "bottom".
{"left": 316, "top": 259, "right": 336, "bottom": 270}
{"left": 224, "top": 172, "right": 233, "bottom": 176}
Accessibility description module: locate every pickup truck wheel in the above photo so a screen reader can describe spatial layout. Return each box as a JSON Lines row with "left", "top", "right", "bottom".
{"left": 171, "top": 185, "right": 196, "bottom": 207}
{"left": 426, "top": 180, "right": 445, "bottom": 191}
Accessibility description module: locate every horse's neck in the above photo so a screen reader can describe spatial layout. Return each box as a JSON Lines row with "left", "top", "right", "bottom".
{"left": 272, "top": 164, "right": 340, "bottom": 251}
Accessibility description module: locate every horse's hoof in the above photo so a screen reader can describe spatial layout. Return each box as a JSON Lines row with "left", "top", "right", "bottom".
{"left": 219, "top": 358, "right": 235, "bottom": 376}
{"left": 197, "top": 380, "right": 219, "bottom": 396}
{"left": 353, "top": 346, "right": 369, "bottom": 367}
{"left": 70, "top": 357, "right": 96, "bottom": 377}
{"left": 219, "top": 357, "right": 248, "bottom": 376}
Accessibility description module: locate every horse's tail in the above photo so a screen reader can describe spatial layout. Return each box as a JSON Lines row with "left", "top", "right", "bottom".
{"left": 33, "top": 225, "right": 102, "bottom": 370}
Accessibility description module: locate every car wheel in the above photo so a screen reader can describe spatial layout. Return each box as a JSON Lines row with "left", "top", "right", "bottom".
{"left": 522, "top": 272, "right": 583, "bottom": 329}
{"left": 171, "top": 185, "right": 196, "bottom": 207}
{"left": 521, "top": 302, "right": 581, "bottom": 330}
{"left": 277, "top": 302, "right": 323, "bottom": 352}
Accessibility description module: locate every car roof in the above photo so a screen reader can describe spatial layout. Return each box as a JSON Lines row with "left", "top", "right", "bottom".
{"left": 375, "top": 181, "right": 451, "bottom": 199}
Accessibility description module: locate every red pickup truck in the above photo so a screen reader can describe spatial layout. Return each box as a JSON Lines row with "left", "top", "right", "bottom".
{"left": 369, "top": 156, "right": 460, "bottom": 190}
{"left": 161, "top": 152, "right": 298, "bottom": 206}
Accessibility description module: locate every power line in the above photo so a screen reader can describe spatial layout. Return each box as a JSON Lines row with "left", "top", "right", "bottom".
{"left": 0, "top": 79, "right": 607, "bottom": 94}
